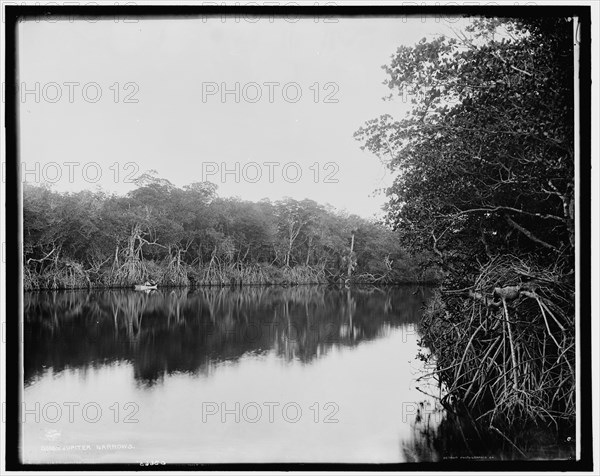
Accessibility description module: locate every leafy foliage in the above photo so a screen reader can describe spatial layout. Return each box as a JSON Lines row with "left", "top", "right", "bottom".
{"left": 23, "top": 177, "right": 437, "bottom": 289}
{"left": 355, "top": 17, "right": 574, "bottom": 279}
{"left": 355, "top": 16, "right": 577, "bottom": 437}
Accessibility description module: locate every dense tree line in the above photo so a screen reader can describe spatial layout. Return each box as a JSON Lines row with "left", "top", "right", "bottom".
{"left": 355, "top": 17, "right": 577, "bottom": 442}
{"left": 23, "top": 174, "right": 440, "bottom": 289}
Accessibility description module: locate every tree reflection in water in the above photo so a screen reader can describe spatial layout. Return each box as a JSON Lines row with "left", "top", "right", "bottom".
{"left": 24, "top": 285, "right": 432, "bottom": 386}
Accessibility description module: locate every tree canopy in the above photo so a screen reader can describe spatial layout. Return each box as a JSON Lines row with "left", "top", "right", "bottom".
{"left": 355, "top": 17, "right": 575, "bottom": 281}
{"left": 23, "top": 176, "right": 436, "bottom": 289}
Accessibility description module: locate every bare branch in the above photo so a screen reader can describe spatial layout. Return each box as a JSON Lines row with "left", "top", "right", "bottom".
{"left": 439, "top": 206, "right": 566, "bottom": 222}
{"left": 505, "top": 216, "right": 560, "bottom": 253}
{"left": 27, "top": 247, "right": 57, "bottom": 264}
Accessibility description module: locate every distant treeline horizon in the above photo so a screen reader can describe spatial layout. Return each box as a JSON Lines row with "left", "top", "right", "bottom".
{"left": 22, "top": 173, "right": 441, "bottom": 290}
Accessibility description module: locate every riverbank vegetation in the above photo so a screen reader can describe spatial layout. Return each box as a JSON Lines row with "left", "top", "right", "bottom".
{"left": 355, "top": 17, "right": 577, "bottom": 448}
{"left": 23, "top": 178, "right": 442, "bottom": 290}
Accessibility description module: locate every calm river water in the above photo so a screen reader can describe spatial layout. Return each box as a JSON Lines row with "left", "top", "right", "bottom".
{"left": 21, "top": 285, "right": 570, "bottom": 464}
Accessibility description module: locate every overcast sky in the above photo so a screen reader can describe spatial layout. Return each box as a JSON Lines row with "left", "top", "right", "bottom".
{"left": 18, "top": 14, "right": 464, "bottom": 218}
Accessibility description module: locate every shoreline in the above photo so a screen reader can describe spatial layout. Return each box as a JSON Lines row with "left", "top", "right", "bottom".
{"left": 23, "top": 280, "right": 441, "bottom": 292}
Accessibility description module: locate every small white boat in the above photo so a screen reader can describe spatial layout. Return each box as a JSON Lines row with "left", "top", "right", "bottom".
{"left": 134, "top": 281, "right": 157, "bottom": 291}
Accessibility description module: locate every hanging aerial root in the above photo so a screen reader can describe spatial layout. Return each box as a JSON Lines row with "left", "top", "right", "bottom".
{"left": 419, "top": 256, "right": 575, "bottom": 436}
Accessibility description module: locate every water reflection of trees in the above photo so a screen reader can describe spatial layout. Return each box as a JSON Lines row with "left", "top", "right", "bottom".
{"left": 24, "top": 286, "right": 432, "bottom": 386}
